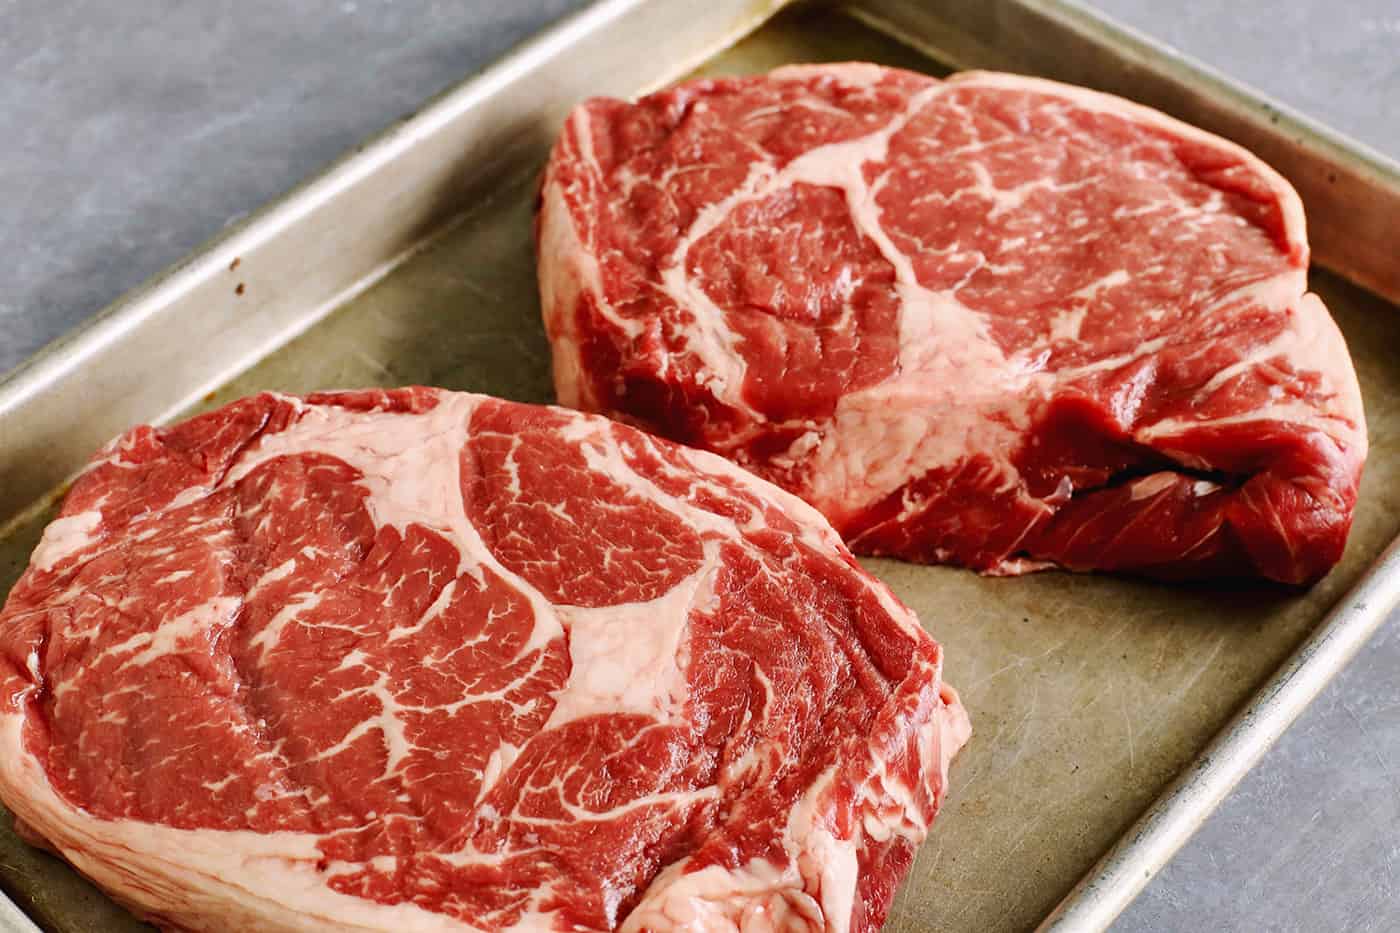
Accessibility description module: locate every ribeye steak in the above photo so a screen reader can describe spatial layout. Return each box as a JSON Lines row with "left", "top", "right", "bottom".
{"left": 0, "top": 388, "right": 968, "bottom": 932}
{"left": 537, "top": 64, "right": 1366, "bottom": 583}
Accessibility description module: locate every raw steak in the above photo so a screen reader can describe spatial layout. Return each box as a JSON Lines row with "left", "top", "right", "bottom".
{"left": 537, "top": 64, "right": 1367, "bottom": 584}
{"left": 0, "top": 387, "right": 968, "bottom": 932}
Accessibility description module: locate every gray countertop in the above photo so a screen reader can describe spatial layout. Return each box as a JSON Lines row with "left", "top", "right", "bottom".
{"left": 1088, "top": 4, "right": 1400, "bottom": 931}
{"left": 1, "top": 1, "right": 1396, "bottom": 930}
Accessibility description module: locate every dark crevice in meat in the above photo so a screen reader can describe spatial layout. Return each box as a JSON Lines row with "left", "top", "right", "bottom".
{"left": 1080, "top": 462, "right": 1242, "bottom": 497}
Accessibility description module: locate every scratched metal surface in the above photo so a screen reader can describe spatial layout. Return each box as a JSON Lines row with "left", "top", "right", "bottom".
{"left": 2, "top": 4, "right": 1399, "bottom": 932}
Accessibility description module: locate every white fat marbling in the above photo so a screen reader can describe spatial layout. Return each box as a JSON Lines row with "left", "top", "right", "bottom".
{"left": 29, "top": 509, "right": 102, "bottom": 573}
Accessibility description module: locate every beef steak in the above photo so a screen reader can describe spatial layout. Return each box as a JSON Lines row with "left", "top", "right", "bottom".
{"left": 0, "top": 388, "right": 967, "bottom": 932}
{"left": 536, "top": 64, "right": 1367, "bottom": 583}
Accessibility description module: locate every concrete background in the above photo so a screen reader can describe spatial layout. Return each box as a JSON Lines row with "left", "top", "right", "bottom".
{"left": 0, "top": 0, "right": 1395, "bottom": 929}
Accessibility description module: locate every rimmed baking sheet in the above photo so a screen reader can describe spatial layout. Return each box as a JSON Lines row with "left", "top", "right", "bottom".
{"left": 2, "top": 2, "right": 1398, "bottom": 930}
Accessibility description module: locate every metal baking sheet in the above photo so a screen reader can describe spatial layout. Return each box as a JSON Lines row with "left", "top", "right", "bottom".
{"left": 3, "top": 1, "right": 1399, "bottom": 931}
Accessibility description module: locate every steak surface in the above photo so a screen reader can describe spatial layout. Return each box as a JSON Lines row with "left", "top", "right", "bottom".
{"left": 537, "top": 64, "right": 1367, "bottom": 583}
{"left": 0, "top": 388, "right": 968, "bottom": 932}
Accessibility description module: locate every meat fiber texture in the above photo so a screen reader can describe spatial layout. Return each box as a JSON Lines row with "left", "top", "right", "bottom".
{"left": 536, "top": 64, "right": 1367, "bottom": 584}
{"left": 0, "top": 388, "right": 969, "bottom": 933}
